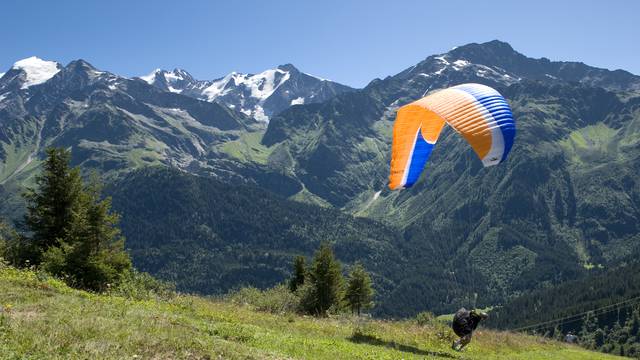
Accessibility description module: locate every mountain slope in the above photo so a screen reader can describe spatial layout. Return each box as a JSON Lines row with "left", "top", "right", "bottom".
{"left": 106, "top": 167, "right": 406, "bottom": 303}
{"left": 0, "top": 264, "right": 622, "bottom": 360}
{"left": 0, "top": 57, "right": 253, "bottom": 188}
{"left": 256, "top": 40, "right": 640, "bottom": 312}
{"left": 140, "top": 64, "right": 354, "bottom": 122}
{"left": 262, "top": 41, "right": 640, "bottom": 208}
{"left": 488, "top": 261, "right": 640, "bottom": 332}
{"left": 487, "top": 261, "right": 640, "bottom": 357}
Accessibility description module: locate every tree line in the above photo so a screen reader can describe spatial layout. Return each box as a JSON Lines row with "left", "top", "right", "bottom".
{"left": 534, "top": 307, "right": 640, "bottom": 358}
{"left": 288, "top": 243, "right": 375, "bottom": 316}
{"left": 488, "top": 260, "right": 640, "bottom": 358}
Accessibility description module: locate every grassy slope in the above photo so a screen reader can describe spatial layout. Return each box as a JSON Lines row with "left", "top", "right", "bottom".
{"left": 0, "top": 266, "right": 623, "bottom": 360}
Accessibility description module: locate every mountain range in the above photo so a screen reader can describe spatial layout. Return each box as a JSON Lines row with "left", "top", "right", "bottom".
{"left": 139, "top": 64, "right": 354, "bottom": 122}
{"left": 1, "top": 40, "right": 639, "bottom": 316}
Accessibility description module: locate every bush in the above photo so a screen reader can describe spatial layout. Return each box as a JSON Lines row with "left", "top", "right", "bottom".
{"left": 226, "top": 284, "right": 299, "bottom": 314}
{"left": 40, "top": 239, "right": 131, "bottom": 292}
{"left": 415, "top": 311, "right": 435, "bottom": 326}
{"left": 109, "top": 270, "right": 175, "bottom": 300}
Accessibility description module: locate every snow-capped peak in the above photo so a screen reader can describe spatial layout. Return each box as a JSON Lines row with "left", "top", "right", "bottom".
{"left": 139, "top": 68, "right": 196, "bottom": 93}
{"left": 140, "top": 64, "right": 353, "bottom": 123}
{"left": 12, "top": 56, "right": 61, "bottom": 89}
{"left": 140, "top": 68, "right": 162, "bottom": 84}
{"left": 164, "top": 69, "right": 188, "bottom": 83}
{"left": 0, "top": 72, "right": 5, "bottom": 79}
{"left": 200, "top": 67, "right": 292, "bottom": 122}
{"left": 203, "top": 67, "right": 291, "bottom": 103}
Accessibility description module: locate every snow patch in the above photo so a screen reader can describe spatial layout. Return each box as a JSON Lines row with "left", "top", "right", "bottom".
{"left": 252, "top": 105, "right": 269, "bottom": 122}
{"left": 372, "top": 191, "right": 381, "bottom": 201}
{"left": 303, "top": 72, "right": 330, "bottom": 82}
{"left": 291, "top": 97, "right": 305, "bottom": 105}
{"left": 0, "top": 72, "right": 4, "bottom": 79}
{"left": 246, "top": 69, "right": 290, "bottom": 100}
{"left": 434, "top": 56, "right": 449, "bottom": 65}
{"left": 140, "top": 69, "right": 190, "bottom": 93}
{"left": 164, "top": 71, "right": 185, "bottom": 83}
{"left": 202, "top": 72, "right": 236, "bottom": 100}
{"left": 140, "top": 69, "right": 161, "bottom": 84}
{"left": 452, "top": 59, "right": 470, "bottom": 70}
{"left": 472, "top": 64, "right": 520, "bottom": 84}
{"left": 89, "top": 69, "right": 105, "bottom": 78}
{"left": 433, "top": 56, "right": 449, "bottom": 75}
{"left": 434, "top": 67, "right": 447, "bottom": 75}
{"left": 12, "top": 56, "right": 60, "bottom": 89}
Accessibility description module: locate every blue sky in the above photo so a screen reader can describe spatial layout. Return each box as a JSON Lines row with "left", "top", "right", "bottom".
{"left": 1, "top": 0, "right": 638, "bottom": 87}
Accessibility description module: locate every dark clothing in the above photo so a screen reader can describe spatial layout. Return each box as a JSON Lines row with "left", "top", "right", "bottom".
{"left": 452, "top": 308, "right": 483, "bottom": 337}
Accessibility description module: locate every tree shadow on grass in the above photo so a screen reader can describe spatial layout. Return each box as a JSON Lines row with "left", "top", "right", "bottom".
{"left": 348, "top": 333, "right": 460, "bottom": 359}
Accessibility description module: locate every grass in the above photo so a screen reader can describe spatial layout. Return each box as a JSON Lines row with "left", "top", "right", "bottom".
{"left": 559, "top": 123, "right": 620, "bottom": 166}
{"left": 218, "top": 131, "right": 274, "bottom": 165}
{"left": 0, "top": 265, "right": 625, "bottom": 360}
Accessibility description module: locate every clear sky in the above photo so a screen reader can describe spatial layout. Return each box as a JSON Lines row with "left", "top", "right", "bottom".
{"left": 1, "top": 0, "right": 638, "bottom": 88}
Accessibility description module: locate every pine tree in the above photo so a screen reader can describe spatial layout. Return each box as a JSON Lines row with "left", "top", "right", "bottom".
{"left": 300, "top": 243, "right": 344, "bottom": 316}
{"left": 288, "top": 255, "right": 306, "bottom": 292}
{"left": 20, "top": 148, "right": 131, "bottom": 291}
{"left": 345, "top": 262, "right": 374, "bottom": 315}
{"left": 41, "top": 173, "right": 131, "bottom": 291}
{"left": 22, "top": 148, "right": 83, "bottom": 264}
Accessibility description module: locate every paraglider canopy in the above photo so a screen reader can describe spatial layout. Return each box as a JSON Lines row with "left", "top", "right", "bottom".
{"left": 388, "top": 83, "right": 515, "bottom": 190}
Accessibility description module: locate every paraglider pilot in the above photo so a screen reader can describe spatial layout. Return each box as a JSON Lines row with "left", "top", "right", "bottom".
{"left": 451, "top": 308, "right": 488, "bottom": 351}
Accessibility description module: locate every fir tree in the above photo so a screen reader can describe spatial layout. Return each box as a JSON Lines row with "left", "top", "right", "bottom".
{"left": 300, "top": 243, "right": 344, "bottom": 316}
{"left": 20, "top": 148, "right": 131, "bottom": 291}
{"left": 22, "top": 148, "right": 83, "bottom": 264}
{"left": 288, "top": 255, "right": 306, "bottom": 292}
{"left": 345, "top": 262, "right": 374, "bottom": 315}
{"left": 41, "top": 173, "right": 131, "bottom": 291}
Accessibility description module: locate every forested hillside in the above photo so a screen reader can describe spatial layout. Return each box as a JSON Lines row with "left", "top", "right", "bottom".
{"left": 107, "top": 167, "right": 503, "bottom": 315}
{"left": 488, "top": 261, "right": 640, "bottom": 357}
{"left": 106, "top": 168, "right": 409, "bottom": 308}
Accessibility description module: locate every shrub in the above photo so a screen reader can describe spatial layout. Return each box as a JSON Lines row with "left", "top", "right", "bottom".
{"left": 227, "top": 284, "right": 299, "bottom": 314}
{"left": 109, "top": 270, "right": 175, "bottom": 300}
{"left": 415, "top": 311, "right": 435, "bottom": 326}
